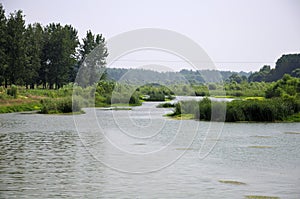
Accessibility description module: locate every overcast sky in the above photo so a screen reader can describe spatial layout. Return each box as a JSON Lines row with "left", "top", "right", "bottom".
{"left": 2, "top": 0, "right": 300, "bottom": 72}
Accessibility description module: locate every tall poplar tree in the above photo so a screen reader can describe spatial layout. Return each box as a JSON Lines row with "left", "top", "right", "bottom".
{"left": 6, "top": 10, "right": 26, "bottom": 86}
{"left": 0, "top": 4, "right": 7, "bottom": 86}
{"left": 24, "top": 23, "right": 43, "bottom": 89}
{"left": 77, "top": 30, "right": 108, "bottom": 87}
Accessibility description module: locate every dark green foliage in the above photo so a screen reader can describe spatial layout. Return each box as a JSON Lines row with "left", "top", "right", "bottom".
{"left": 148, "top": 92, "right": 165, "bottom": 101}
{"left": 6, "top": 85, "right": 18, "bottom": 98}
{"left": 24, "top": 23, "right": 43, "bottom": 89}
{"left": 265, "top": 75, "right": 300, "bottom": 98}
{"left": 0, "top": 4, "right": 7, "bottom": 86}
{"left": 129, "top": 93, "right": 141, "bottom": 105}
{"left": 291, "top": 68, "right": 300, "bottom": 78}
{"left": 228, "top": 73, "right": 244, "bottom": 83}
{"left": 6, "top": 10, "right": 26, "bottom": 85}
{"left": 41, "top": 23, "right": 79, "bottom": 89}
{"left": 248, "top": 65, "right": 271, "bottom": 82}
{"left": 269, "top": 54, "right": 300, "bottom": 81}
{"left": 0, "top": 4, "right": 108, "bottom": 89}
{"left": 249, "top": 54, "right": 300, "bottom": 82}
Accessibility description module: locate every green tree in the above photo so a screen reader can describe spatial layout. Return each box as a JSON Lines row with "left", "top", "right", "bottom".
{"left": 291, "top": 68, "right": 300, "bottom": 78}
{"left": 6, "top": 10, "right": 26, "bottom": 86}
{"left": 248, "top": 65, "right": 271, "bottom": 82}
{"left": 0, "top": 4, "right": 7, "bottom": 86}
{"left": 41, "top": 23, "right": 79, "bottom": 89}
{"left": 228, "top": 73, "right": 243, "bottom": 83}
{"left": 268, "top": 54, "right": 300, "bottom": 81}
{"left": 77, "top": 31, "right": 108, "bottom": 87}
{"left": 24, "top": 23, "right": 44, "bottom": 89}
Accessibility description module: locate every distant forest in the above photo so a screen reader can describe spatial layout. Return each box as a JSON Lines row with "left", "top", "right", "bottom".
{"left": 106, "top": 68, "right": 250, "bottom": 84}
{"left": 106, "top": 54, "right": 300, "bottom": 85}
{"left": 0, "top": 4, "right": 299, "bottom": 89}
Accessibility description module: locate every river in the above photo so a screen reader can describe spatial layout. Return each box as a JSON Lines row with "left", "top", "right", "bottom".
{"left": 0, "top": 101, "right": 299, "bottom": 198}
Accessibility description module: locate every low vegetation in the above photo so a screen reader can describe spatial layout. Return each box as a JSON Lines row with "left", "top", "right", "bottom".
{"left": 168, "top": 97, "right": 300, "bottom": 122}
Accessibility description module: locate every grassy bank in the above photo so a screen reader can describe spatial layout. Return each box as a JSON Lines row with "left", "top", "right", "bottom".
{"left": 0, "top": 84, "right": 142, "bottom": 114}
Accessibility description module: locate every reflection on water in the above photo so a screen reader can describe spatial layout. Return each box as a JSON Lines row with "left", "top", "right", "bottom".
{"left": 0, "top": 102, "right": 299, "bottom": 198}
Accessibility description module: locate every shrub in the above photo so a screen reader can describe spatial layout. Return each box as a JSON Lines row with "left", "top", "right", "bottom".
{"left": 7, "top": 85, "right": 18, "bottom": 98}
{"left": 40, "top": 97, "right": 82, "bottom": 114}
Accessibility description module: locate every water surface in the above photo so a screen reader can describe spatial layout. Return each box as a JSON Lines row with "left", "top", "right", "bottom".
{"left": 0, "top": 102, "right": 299, "bottom": 198}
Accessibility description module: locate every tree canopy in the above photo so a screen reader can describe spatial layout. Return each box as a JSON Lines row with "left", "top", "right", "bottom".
{"left": 0, "top": 4, "right": 108, "bottom": 89}
{"left": 248, "top": 54, "right": 300, "bottom": 82}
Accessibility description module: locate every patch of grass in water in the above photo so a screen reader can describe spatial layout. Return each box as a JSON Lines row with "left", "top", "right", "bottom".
{"left": 166, "top": 113, "right": 194, "bottom": 120}
{"left": 175, "top": 148, "right": 194, "bottom": 150}
{"left": 133, "top": 143, "right": 146, "bottom": 145}
{"left": 284, "top": 132, "right": 300, "bottom": 135}
{"left": 248, "top": 146, "right": 273, "bottom": 149}
{"left": 245, "top": 195, "right": 280, "bottom": 199}
{"left": 218, "top": 180, "right": 246, "bottom": 185}
{"left": 250, "top": 135, "right": 272, "bottom": 138}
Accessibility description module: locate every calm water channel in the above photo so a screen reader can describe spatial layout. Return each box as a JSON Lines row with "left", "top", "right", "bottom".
{"left": 0, "top": 100, "right": 299, "bottom": 198}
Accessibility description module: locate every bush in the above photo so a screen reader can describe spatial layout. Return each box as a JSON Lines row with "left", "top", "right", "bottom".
{"left": 7, "top": 85, "right": 18, "bottom": 98}
{"left": 129, "top": 93, "right": 141, "bottom": 105}
{"left": 147, "top": 92, "right": 165, "bottom": 101}
{"left": 40, "top": 97, "right": 82, "bottom": 114}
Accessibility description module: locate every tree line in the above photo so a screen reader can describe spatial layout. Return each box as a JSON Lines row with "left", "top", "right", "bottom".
{"left": 0, "top": 4, "right": 108, "bottom": 89}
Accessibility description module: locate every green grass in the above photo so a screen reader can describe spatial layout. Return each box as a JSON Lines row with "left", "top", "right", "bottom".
{"left": 243, "top": 96, "right": 265, "bottom": 100}
{"left": 0, "top": 102, "right": 41, "bottom": 113}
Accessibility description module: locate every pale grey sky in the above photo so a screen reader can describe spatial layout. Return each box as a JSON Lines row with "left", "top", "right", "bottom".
{"left": 1, "top": 0, "right": 300, "bottom": 72}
